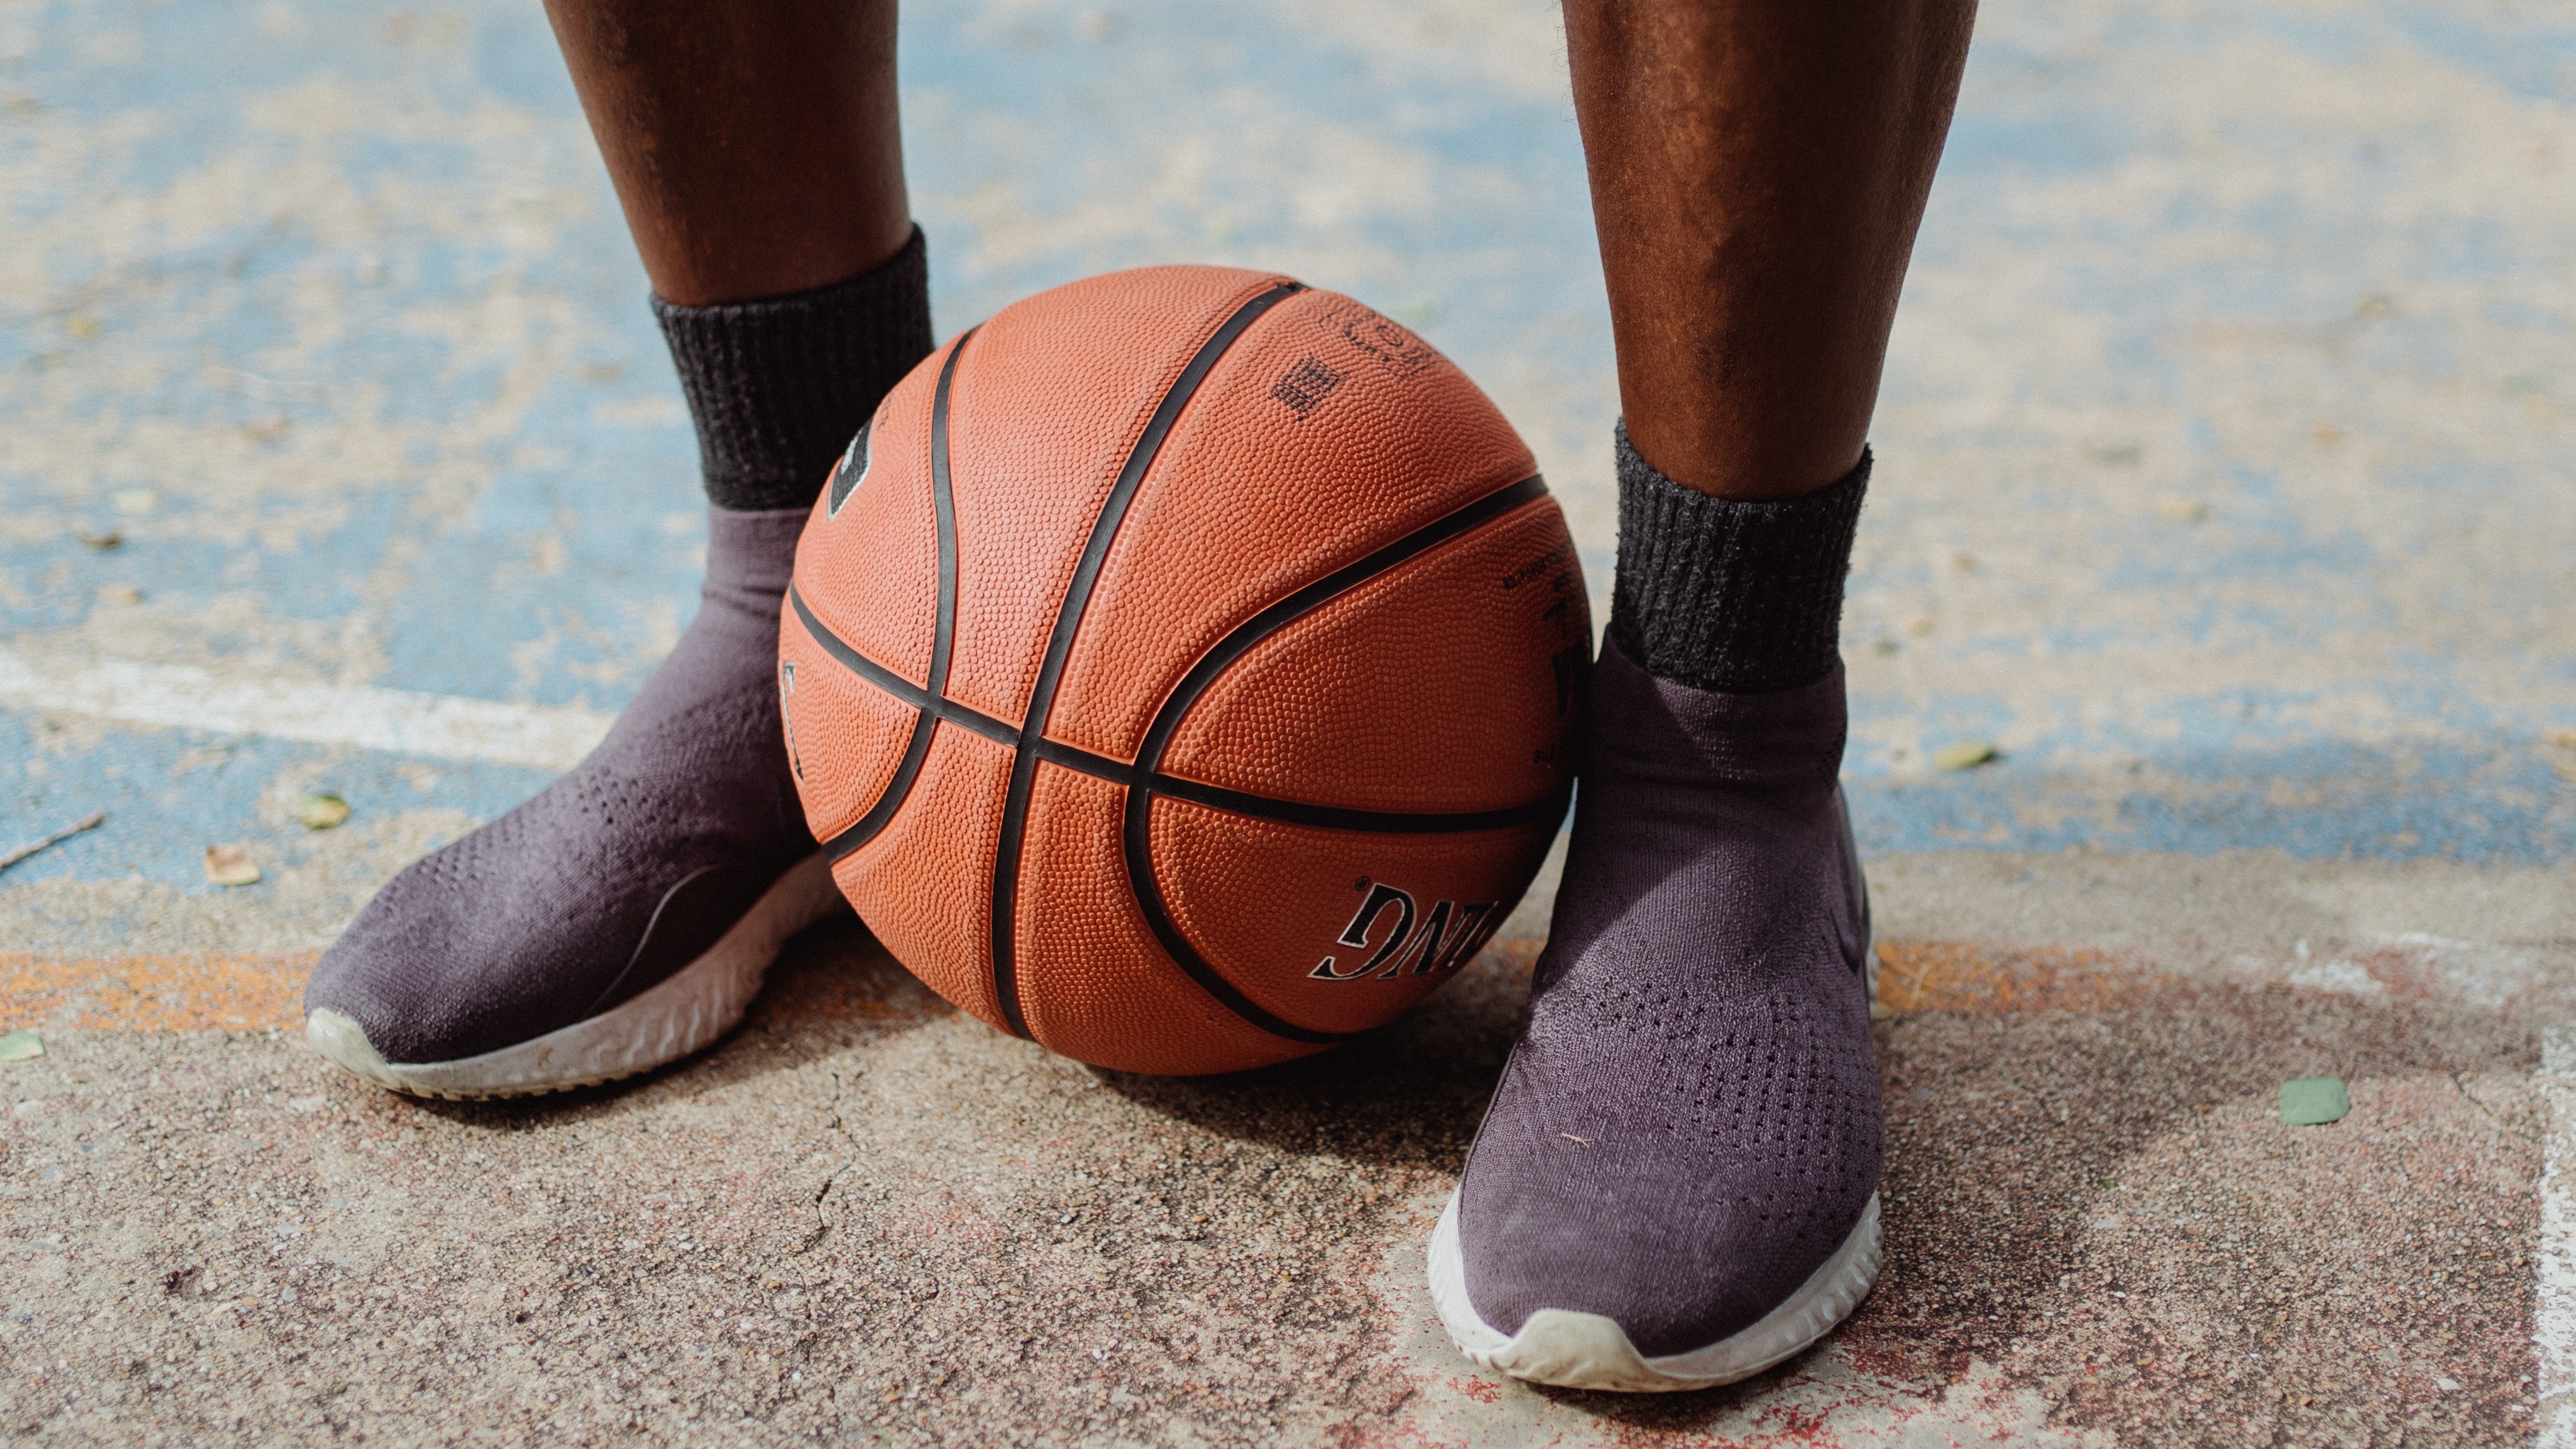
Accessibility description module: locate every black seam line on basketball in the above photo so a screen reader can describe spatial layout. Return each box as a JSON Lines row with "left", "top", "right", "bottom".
{"left": 808, "top": 331, "right": 975, "bottom": 864}
{"left": 989, "top": 280, "right": 1306, "bottom": 1040}
{"left": 792, "top": 586, "right": 1022, "bottom": 742}
{"left": 1035, "top": 738, "right": 1560, "bottom": 832}
{"left": 794, "top": 588, "right": 1552, "bottom": 836}
{"left": 791, "top": 587, "right": 1025, "bottom": 752}
{"left": 928, "top": 331, "right": 968, "bottom": 702}
{"left": 1119, "top": 472, "right": 1557, "bottom": 1047}
{"left": 1131, "top": 473, "right": 1550, "bottom": 779}
{"left": 1145, "top": 774, "right": 1567, "bottom": 833}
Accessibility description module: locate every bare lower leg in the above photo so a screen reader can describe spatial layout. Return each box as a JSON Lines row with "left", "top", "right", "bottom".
{"left": 1429, "top": 3, "right": 1979, "bottom": 1388}
{"left": 1565, "top": 0, "right": 1976, "bottom": 499}
{"left": 541, "top": 0, "right": 911, "bottom": 305}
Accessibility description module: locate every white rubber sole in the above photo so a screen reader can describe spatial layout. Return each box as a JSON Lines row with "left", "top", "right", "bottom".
{"left": 306, "top": 853, "right": 846, "bottom": 1100}
{"left": 1426, "top": 1190, "right": 1883, "bottom": 1393}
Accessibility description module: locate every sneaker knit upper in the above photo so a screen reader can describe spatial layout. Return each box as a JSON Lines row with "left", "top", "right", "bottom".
{"left": 1455, "top": 636, "right": 1881, "bottom": 1357}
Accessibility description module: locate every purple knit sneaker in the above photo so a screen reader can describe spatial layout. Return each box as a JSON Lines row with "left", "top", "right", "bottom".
{"left": 1428, "top": 636, "right": 1882, "bottom": 1391}
{"left": 303, "top": 506, "right": 847, "bottom": 1098}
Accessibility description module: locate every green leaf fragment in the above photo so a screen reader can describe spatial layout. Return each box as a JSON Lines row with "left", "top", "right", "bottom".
{"left": 2280, "top": 1075, "right": 2349, "bottom": 1126}
{"left": 1934, "top": 740, "right": 1998, "bottom": 771}
{"left": 296, "top": 794, "right": 350, "bottom": 830}
{"left": 0, "top": 1030, "right": 43, "bottom": 1063}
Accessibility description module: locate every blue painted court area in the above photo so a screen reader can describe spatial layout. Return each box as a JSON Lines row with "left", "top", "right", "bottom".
{"left": 3, "top": 0, "right": 2573, "bottom": 930}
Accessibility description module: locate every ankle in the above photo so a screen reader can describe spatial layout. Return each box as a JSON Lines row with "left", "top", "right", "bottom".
{"left": 1586, "top": 634, "right": 1846, "bottom": 794}
{"left": 1607, "top": 422, "right": 1867, "bottom": 695}
{"left": 702, "top": 505, "right": 806, "bottom": 614}
{"left": 655, "top": 227, "right": 934, "bottom": 513}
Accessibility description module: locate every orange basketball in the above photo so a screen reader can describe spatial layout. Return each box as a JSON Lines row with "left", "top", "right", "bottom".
{"left": 777, "top": 266, "right": 1588, "bottom": 1075}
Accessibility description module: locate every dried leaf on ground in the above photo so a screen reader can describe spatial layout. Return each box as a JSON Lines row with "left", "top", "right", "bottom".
{"left": 202, "top": 845, "right": 261, "bottom": 888}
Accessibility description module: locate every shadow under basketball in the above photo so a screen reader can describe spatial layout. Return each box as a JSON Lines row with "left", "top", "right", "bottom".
{"left": 1089, "top": 936, "right": 1542, "bottom": 1171}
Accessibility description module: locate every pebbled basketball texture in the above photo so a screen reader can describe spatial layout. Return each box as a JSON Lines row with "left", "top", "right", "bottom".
{"left": 780, "top": 266, "right": 1589, "bottom": 1075}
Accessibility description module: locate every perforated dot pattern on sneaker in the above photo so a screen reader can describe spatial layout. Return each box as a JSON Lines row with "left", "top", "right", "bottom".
{"left": 1456, "top": 639, "right": 1881, "bottom": 1359}
{"left": 304, "top": 508, "right": 820, "bottom": 1066}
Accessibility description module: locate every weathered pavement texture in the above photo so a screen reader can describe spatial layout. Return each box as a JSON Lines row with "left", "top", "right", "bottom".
{"left": 2, "top": 0, "right": 2571, "bottom": 1443}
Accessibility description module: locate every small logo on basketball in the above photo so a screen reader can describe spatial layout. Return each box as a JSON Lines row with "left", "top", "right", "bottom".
{"left": 1270, "top": 355, "right": 1346, "bottom": 418}
{"left": 1310, "top": 881, "right": 1501, "bottom": 981}
{"left": 1499, "top": 537, "right": 1575, "bottom": 593}
{"left": 1323, "top": 303, "right": 1436, "bottom": 377}
{"left": 778, "top": 660, "right": 806, "bottom": 780}
{"left": 1502, "top": 537, "right": 1591, "bottom": 719}
{"left": 825, "top": 421, "right": 873, "bottom": 518}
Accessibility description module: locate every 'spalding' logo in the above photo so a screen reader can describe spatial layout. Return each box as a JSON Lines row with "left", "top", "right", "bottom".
{"left": 1310, "top": 881, "right": 1502, "bottom": 981}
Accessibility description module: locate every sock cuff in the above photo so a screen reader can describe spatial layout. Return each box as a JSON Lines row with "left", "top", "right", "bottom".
{"left": 653, "top": 226, "right": 934, "bottom": 513}
{"left": 1607, "top": 422, "right": 1869, "bottom": 695}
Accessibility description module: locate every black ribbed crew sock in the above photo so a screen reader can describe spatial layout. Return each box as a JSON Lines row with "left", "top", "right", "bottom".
{"left": 1607, "top": 422, "right": 1870, "bottom": 694}
{"left": 652, "top": 226, "right": 935, "bottom": 512}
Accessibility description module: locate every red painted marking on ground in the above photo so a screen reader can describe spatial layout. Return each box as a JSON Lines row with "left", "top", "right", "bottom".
{"left": 1876, "top": 939, "right": 2179, "bottom": 1014}
{"left": 0, "top": 951, "right": 312, "bottom": 1031}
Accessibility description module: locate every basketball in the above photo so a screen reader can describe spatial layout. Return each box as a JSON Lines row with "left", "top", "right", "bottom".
{"left": 777, "top": 266, "right": 1588, "bottom": 1075}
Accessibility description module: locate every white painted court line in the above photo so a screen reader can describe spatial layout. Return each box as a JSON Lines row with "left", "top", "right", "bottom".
{"left": 2539, "top": 1028, "right": 2576, "bottom": 1448}
{"left": 0, "top": 650, "right": 612, "bottom": 771}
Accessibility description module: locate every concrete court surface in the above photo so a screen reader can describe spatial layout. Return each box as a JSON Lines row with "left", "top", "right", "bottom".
{"left": 1, "top": 0, "right": 2572, "bottom": 1441}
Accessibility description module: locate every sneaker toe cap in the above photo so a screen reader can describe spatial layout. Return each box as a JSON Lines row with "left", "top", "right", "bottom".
{"left": 1454, "top": 1065, "right": 1881, "bottom": 1358}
